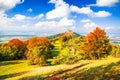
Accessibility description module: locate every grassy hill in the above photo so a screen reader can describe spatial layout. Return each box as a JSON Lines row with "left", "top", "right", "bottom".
{"left": 47, "top": 30, "right": 83, "bottom": 39}
{"left": 0, "top": 58, "right": 120, "bottom": 80}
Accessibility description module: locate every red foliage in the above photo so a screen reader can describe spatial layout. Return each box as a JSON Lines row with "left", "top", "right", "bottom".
{"left": 5, "top": 38, "right": 25, "bottom": 48}
{"left": 27, "top": 37, "right": 51, "bottom": 49}
{"left": 82, "top": 27, "right": 110, "bottom": 59}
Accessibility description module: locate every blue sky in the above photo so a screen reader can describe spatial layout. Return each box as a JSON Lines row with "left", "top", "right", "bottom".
{"left": 0, "top": 0, "right": 120, "bottom": 36}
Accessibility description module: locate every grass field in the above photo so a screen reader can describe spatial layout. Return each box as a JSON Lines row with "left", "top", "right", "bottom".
{"left": 0, "top": 60, "right": 91, "bottom": 80}
{"left": 0, "top": 58, "right": 120, "bottom": 80}
{"left": 60, "top": 57, "right": 120, "bottom": 80}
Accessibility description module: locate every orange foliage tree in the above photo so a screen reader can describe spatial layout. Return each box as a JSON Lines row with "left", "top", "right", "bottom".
{"left": 0, "top": 38, "right": 26, "bottom": 60}
{"left": 82, "top": 27, "right": 111, "bottom": 59}
{"left": 25, "top": 37, "right": 51, "bottom": 65}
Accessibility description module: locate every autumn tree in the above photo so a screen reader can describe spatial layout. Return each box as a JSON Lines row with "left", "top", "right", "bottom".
{"left": 25, "top": 37, "right": 51, "bottom": 65}
{"left": 82, "top": 27, "right": 111, "bottom": 59}
{"left": 0, "top": 39, "right": 26, "bottom": 60}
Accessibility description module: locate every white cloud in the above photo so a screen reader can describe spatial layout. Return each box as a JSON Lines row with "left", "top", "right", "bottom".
{"left": 84, "top": 22, "right": 98, "bottom": 30}
{"left": 80, "top": 19, "right": 91, "bottom": 23}
{"left": 12, "top": 14, "right": 26, "bottom": 21}
{"left": 70, "top": 6, "right": 93, "bottom": 15}
{"left": 94, "top": 11, "right": 111, "bottom": 17}
{"left": 0, "top": 13, "right": 12, "bottom": 30}
{"left": 70, "top": 5, "right": 111, "bottom": 17}
{"left": 46, "top": 0, "right": 70, "bottom": 19}
{"left": 28, "top": 8, "right": 32, "bottom": 12}
{"left": 81, "top": 19, "right": 99, "bottom": 32}
{"left": 35, "top": 17, "right": 75, "bottom": 28}
{"left": 34, "top": 14, "right": 44, "bottom": 19}
{"left": 0, "top": 0, "right": 24, "bottom": 12}
{"left": 46, "top": 0, "right": 111, "bottom": 19}
{"left": 89, "top": 0, "right": 120, "bottom": 7}
{"left": 35, "top": 17, "right": 75, "bottom": 33}
{"left": 96, "top": 0, "right": 119, "bottom": 7}
{"left": 11, "top": 13, "right": 44, "bottom": 22}
{"left": 0, "top": 13, "right": 44, "bottom": 32}
{"left": 82, "top": 19, "right": 112, "bottom": 33}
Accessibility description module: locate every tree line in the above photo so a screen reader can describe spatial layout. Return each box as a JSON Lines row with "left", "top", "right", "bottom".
{"left": 0, "top": 27, "right": 120, "bottom": 65}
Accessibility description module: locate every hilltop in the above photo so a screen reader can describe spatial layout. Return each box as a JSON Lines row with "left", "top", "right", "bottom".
{"left": 47, "top": 30, "right": 83, "bottom": 39}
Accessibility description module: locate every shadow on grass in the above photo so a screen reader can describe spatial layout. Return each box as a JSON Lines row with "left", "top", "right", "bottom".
{"left": 61, "top": 60, "right": 120, "bottom": 80}
{"left": 0, "top": 70, "right": 30, "bottom": 80}
{"left": 0, "top": 61, "right": 23, "bottom": 66}
{"left": 51, "top": 47, "right": 60, "bottom": 58}
{"left": 19, "top": 63, "right": 90, "bottom": 80}
{"left": 19, "top": 75, "right": 46, "bottom": 80}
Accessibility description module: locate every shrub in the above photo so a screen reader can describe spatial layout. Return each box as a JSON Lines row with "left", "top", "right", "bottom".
{"left": 110, "top": 44, "right": 120, "bottom": 57}
{"left": 51, "top": 54, "right": 80, "bottom": 65}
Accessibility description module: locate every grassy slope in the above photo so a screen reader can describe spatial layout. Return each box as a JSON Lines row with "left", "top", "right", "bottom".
{"left": 60, "top": 57, "right": 120, "bottom": 80}
{"left": 0, "top": 60, "right": 39, "bottom": 80}
{"left": 1, "top": 58, "right": 120, "bottom": 80}
{"left": 0, "top": 60, "right": 91, "bottom": 80}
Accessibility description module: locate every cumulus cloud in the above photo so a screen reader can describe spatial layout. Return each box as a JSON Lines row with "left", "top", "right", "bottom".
{"left": 0, "top": 13, "right": 45, "bottom": 32}
{"left": 0, "top": 13, "right": 12, "bottom": 30}
{"left": 33, "top": 14, "right": 44, "bottom": 19}
{"left": 46, "top": 0, "right": 111, "bottom": 19}
{"left": 12, "top": 14, "right": 26, "bottom": 21}
{"left": 84, "top": 22, "right": 98, "bottom": 30}
{"left": 81, "top": 19, "right": 113, "bottom": 33}
{"left": 93, "top": 11, "right": 111, "bottom": 17}
{"left": 96, "top": 0, "right": 119, "bottom": 6}
{"left": 70, "top": 6, "right": 93, "bottom": 15}
{"left": 46, "top": 0, "right": 70, "bottom": 19}
{"left": 0, "top": 0, "right": 24, "bottom": 12}
{"left": 35, "top": 17, "right": 75, "bottom": 28}
{"left": 70, "top": 5, "right": 111, "bottom": 17}
{"left": 89, "top": 0, "right": 120, "bottom": 7}
{"left": 80, "top": 19, "right": 99, "bottom": 32}
{"left": 34, "top": 17, "right": 75, "bottom": 33}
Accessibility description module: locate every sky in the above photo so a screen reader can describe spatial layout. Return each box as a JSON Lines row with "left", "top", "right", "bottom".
{"left": 0, "top": 0, "right": 120, "bottom": 36}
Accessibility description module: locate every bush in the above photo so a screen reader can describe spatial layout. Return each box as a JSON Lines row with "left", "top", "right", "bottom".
{"left": 110, "top": 44, "right": 120, "bottom": 57}
{"left": 51, "top": 54, "right": 80, "bottom": 65}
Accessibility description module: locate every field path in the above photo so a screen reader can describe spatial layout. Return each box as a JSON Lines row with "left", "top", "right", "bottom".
{"left": 45, "top": 63, "right": 90, "bottom": 80}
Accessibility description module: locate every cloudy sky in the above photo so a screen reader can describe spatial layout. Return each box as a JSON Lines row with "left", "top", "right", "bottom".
{"left": 0, "top": 0, "right": 120, "bottom": 36}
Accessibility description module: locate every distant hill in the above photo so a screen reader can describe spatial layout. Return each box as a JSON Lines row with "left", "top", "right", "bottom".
{"left": 47, "top": 30, "right": 84, "bottom": 40}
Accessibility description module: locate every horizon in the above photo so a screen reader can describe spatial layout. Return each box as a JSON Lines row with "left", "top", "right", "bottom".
{"left": 0, "top": 30, "right": 120, "bottom": 44}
